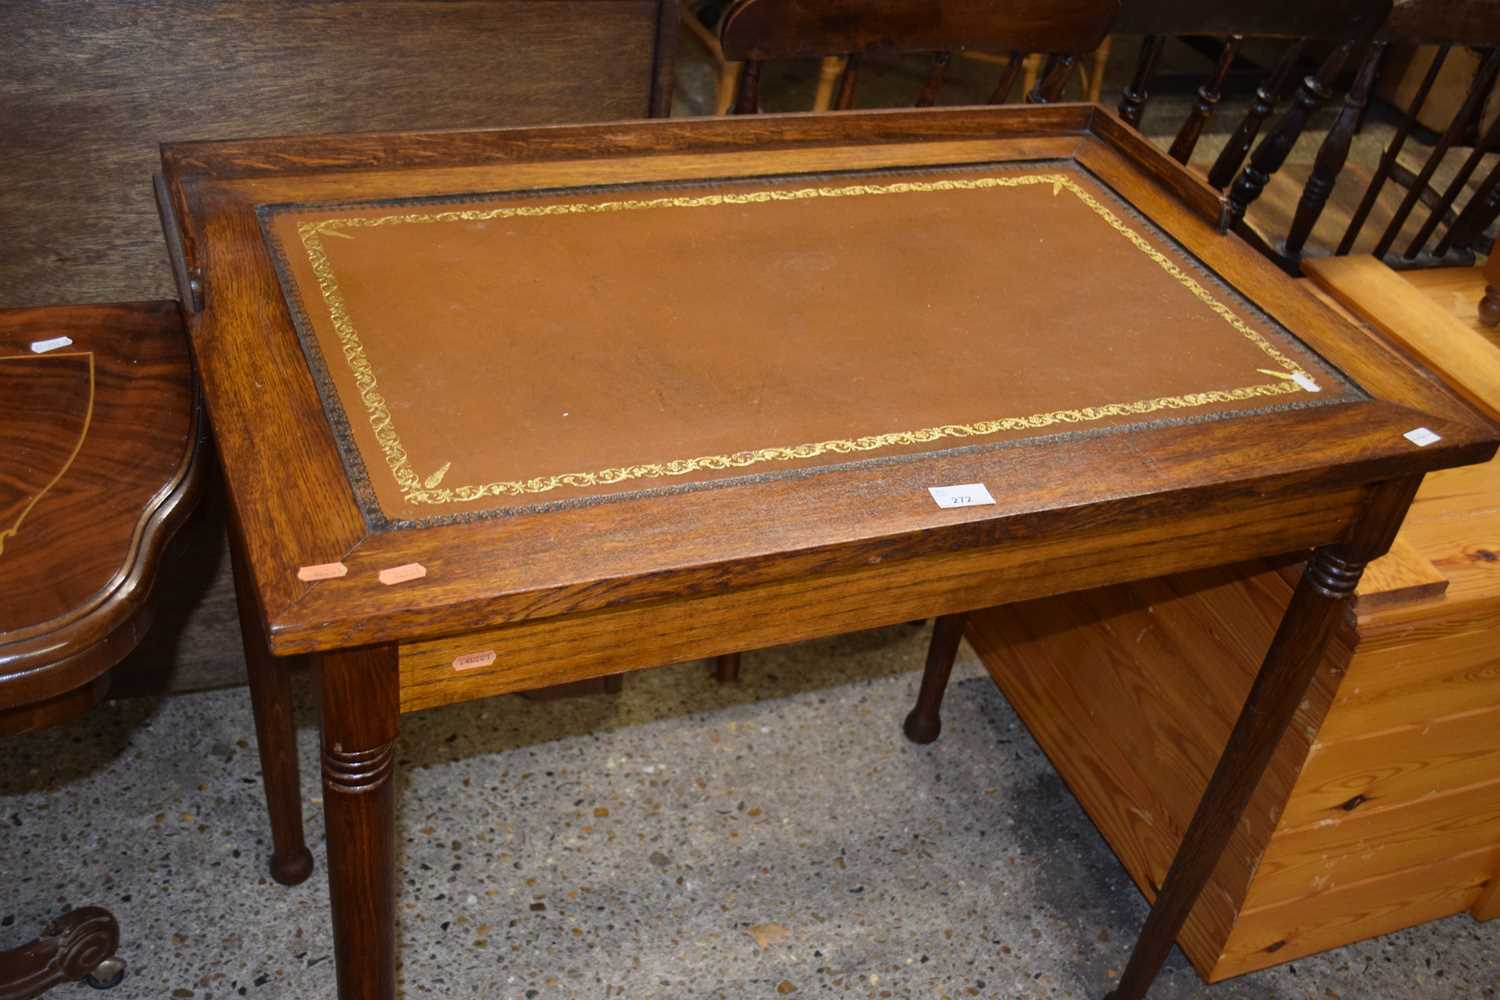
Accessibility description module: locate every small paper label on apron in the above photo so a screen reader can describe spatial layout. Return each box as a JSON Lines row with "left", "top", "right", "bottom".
{"left": 29, "top": 336, "right": 73, "bottom": 354}
{"left": 1403, "top": 427, "right": 1441, "bottom": 447}
{"left": 928, "top": 484, "right": 995, "bottom": 509}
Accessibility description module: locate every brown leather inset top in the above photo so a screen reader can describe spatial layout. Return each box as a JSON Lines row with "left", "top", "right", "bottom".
{"left": 262, "top": 163, "right": 1359, "bottom": 525}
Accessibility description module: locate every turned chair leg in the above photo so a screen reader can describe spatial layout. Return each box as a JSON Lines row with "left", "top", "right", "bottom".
{"left": 903, "top": 613, "right": 967, "bottom": 744}
{"left": 812, "top": 55, "right": 848, "bottom": 111}
{"left": 713, "top": 651, "right": 742, "bottom": 684}
{"left": 230, "top": 516, "right": 313, "bottom": 887}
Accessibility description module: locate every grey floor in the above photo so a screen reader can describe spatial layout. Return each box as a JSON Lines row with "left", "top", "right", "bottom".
{"left": 4, "top": 627, "right": 1498, "bottom": 998}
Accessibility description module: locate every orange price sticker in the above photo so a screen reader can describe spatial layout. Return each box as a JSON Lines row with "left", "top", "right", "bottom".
{"left": 297, "top": 562, "right": 348, "bottom": 581}
{"left": 378, "top": 562, "right": 427, "bottom": 586}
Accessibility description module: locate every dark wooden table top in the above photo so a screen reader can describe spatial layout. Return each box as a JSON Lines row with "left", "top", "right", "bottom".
{"left": 0, "top": 301, "right": 202, "bottom": 727}
{"left": 158, "top": 104, "right": 1497, "bottom": 676}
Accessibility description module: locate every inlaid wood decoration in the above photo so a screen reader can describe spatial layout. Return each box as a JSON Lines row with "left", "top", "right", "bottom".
{"left": 0, "top": 353, "right": 93, "bottom": 561}
{"left": 262, "top": 163, "right": 1359, "bottom": 526}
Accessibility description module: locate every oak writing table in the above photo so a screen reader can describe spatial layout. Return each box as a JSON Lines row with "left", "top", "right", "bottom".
{"left": 155, "top": 105, "right": 1498, "bottom": 1000}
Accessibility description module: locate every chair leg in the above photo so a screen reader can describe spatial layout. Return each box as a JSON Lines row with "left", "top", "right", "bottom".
{"left": 1021, "top": 53, "right": 1042, "bottom": 99}
{"left": 1087, "top": 37, "right": 1112, "bottom": 103}
{"left": 812, "top": 55, "right": 848, "bottom": 112}
{"left": 716, "top": 60, "right": 742, "bottom": 115}
{"left": 713, "top": 651, "right": 742, "bottom": 684}
{"left": 903, "top": 613, "right": 967, "bottom": 744}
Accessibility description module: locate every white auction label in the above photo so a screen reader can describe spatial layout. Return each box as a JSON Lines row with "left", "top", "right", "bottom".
{"left": 29, "top": 336, "right": 73, "bottom": 354}
{"left": 928, "top": 483, "right": 995, "bottom": 509}
{"left": 1403, "top": 427, "right": 1441, "bottom": 447}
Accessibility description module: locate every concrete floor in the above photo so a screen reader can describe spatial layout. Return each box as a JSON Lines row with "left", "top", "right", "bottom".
{"left": 4, "top": 626, "right": 1498, "bottom": 999}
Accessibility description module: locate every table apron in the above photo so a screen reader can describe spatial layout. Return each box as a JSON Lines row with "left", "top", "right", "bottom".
{"left": 397, "top": 487, "right": 1365, "bottom": 713}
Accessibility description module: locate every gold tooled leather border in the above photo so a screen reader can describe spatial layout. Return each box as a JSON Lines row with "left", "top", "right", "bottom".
{"left": 291, "top": 173, "right": 1317, "bottom": 507}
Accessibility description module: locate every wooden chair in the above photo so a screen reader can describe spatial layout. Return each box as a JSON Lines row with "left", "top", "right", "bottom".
{"left": 1117, "top": 0, "right": 1500, "bottom": 272}
{"left": 0, "top": 301, "right": 204, "bottom": 997}
{"left": 1336, "top": 2, "right": 1500, "bottom": 268}
{"left": 687, "top": 4, "right": 1113, "bottom": 114}
{"left": 1110, "top": 0, "right": 1393, "bottom": 273}
{"left": 959, "top": 43, "right": 1115, "bottom": 107}
{"left": 683, "top": 3, "right": 852, "bottom": 114}
{"left": 719, "top": 0, "right": 1120, "bottom": 113}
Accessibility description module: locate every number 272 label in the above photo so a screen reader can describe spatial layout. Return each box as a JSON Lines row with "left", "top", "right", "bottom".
{"left": 928, "top": 484, "right": 996, "bottom": 509}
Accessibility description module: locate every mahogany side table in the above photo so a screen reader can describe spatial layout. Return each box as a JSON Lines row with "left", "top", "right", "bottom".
{"left": 0, "top": 302, "right": 203, "bottom": 998}
{"left": 155, "top": 105, "right": 1499, "bottom": 1000}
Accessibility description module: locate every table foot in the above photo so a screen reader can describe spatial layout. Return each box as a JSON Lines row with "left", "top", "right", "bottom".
{"left": 902, "top": 613, "right": 966, "bottom": 745}
{"left": 901, "top": 707, "right": 942, "bottom": 744}
{"left": 270, "top": 846, "right": 315, "bottom": 887}
{"left": 0, "top": 906, "right": 121, "bottom": 1000}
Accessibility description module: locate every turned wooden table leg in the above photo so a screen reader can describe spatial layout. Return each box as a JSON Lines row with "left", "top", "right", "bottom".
{"left": 1105, "top": 477, "right": 1421, "bottom": 1000}
{"left": 230, "top": 516, "right": 313, "bottom": 886}
{"left": 0, "top": 907, "right": 123, "bottom": 998}
{"left": 903, "top": 612, "right": 967, "bottom": 744}
{"left": 318, "top": 644, "right": 399, "bottom": 1000}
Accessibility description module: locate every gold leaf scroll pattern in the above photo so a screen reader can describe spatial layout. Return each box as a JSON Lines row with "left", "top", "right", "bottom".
{"left": 295, "top": 173, "right": 1313, "bottom": 507}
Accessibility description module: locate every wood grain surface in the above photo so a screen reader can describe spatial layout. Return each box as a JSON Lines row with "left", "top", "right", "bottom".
{"left": 1354, "top": 534, "right": 1449, "bottom": 609}
{"left": 0, "top": 301, "right": 202, "bottom": 722}
{"left": 160, "top": 106, "right": 1498, "bottom": 657}
{"left": 1305, "top": 255, "right": 1500, "bottom": 423}
{"left": 0, "top": 0, "right": 673, "bottom": 307}
{"left": 1113, "top": 0, "right": 1389, "bottom": 38}
{"left": 1218, "top": 845, "right": 1498, "bottom": 977}
{"left": 399, "top": 488, "right": 1362, "bottom": 712}
{"left": 1246, "top": 778, "right": 1500, "bottom": 910}
{"left": 719, "top": 0, "right": 1117, "bottom": 60}
{"left": 966, "top": 560, "right": 1345, "bottom": 979}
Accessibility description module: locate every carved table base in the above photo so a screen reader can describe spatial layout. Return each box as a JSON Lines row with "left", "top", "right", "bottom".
{"left": 0, "top": 907, "right": 124, "bottom": 1000}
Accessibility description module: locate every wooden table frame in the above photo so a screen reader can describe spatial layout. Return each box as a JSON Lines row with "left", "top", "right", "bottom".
{"left": 156, "top": 105, "right": 1497, "bottom": 1000}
